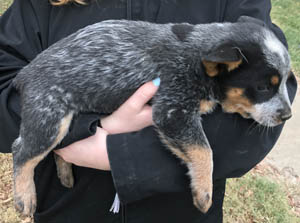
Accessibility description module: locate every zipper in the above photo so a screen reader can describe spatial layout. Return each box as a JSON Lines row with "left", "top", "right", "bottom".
{"left": 121, "top": 203, "right": 127, "bottom": 223}
{"left": 121, "top": 1, "right": 131, "bottom": 222}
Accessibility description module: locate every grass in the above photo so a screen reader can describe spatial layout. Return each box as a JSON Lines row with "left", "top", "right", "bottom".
{"left": 271, "top": 0, "right": 300, "bottom": 75}
{"left": 0, "top": 0, "right": 12, "bottom": 16}
{"left": 223, "top": 172, "right": 299, "bottom": 223}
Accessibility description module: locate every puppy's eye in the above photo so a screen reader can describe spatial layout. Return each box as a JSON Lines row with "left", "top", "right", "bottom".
{"left": 256, "top": 84, "right": 271, "bottom": 93}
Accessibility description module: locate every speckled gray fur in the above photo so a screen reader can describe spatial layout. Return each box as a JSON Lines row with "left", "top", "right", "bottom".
{"left": 11, "top": 16, "right": 292, "bottom": 215}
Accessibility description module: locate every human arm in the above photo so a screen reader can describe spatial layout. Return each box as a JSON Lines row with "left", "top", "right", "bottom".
{"left": 0, "top": 0, "right": 42, "bottom": 153}
{"left": 54, "top": 80, "right": 159, "bottom": 170}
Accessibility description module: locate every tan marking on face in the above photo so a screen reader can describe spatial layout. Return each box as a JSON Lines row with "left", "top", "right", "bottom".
{"left": 224, "top": 59, "right": 243, "bottom": 72}
{"left": 202, "top": 61, "right": 219, "bottom": 77}
{"left": 186, "top": 145, "right": 213, "bottom": 213}
{"left": 271, "top": 75, "right": 279, "bottom": 85}
{"left": 199, "top": 100, "right": 216, "bottom": 114}
{"left": 221, "top": 87, "right": 254, "bottom": 118}
{"left": 14, "top": 112, "right": 73, "bottom": 215}
{"left": 203, "top": 59, "right": 242, "bottom": 77}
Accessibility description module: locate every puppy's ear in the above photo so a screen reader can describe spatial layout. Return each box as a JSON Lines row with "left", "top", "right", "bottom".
{"left": 237, "top": 16, "right": 266, "bottom": 27}
{"left": 202, "top": 46, "right": 243, "bottom": 77}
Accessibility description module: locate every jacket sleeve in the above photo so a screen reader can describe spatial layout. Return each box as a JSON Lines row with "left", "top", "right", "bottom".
{"left": 106, "top": 0, "right": 297, "bottom": 204}
{"left": 0, "top": 0, "right": 101, "bottom": 153}
{"left": 0, "top": 0, "right": 41, "bottom": 153}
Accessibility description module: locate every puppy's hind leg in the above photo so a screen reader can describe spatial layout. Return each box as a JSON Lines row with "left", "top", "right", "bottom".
{"left": 12, "top": 111, "right": 74, "bottom": 216}
{"left": 54, "top": 154, "right": 74, "bottom": 188}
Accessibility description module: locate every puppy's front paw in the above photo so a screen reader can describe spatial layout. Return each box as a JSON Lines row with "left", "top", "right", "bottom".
{"left": 192, "top": 187, "right": 212, "bottom": 213}
{"left": 186, "top": 147, "right": 213, "bottom": 213}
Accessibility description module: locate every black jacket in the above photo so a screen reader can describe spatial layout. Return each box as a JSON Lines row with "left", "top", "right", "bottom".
{"left": 0, "top": 0, "right": 297, "bottom": 222}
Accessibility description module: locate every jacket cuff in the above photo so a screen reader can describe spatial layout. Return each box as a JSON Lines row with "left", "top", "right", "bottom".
{"left": 56, "top": 113, "right": 100, "bottom": 149}
{"left": 106, "top": 126, "right": 189, "bottom": 204}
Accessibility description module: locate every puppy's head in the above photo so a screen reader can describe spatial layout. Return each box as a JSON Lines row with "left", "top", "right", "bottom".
{"left": 202, "top": 16, "right": 292, "bottom": 127}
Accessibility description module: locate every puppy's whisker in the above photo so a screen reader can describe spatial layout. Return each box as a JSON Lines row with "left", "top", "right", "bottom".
{"left": 266, "top": 122, "right": 270, "bottom": 135}
{"left": 250, "top": 122, "right": 262, "bottom": 135}
{"left": 246, "top": 120, "right": 258, "bottom": 134}
{"left": 261, "top": 124, "right": 268, "bottom": 136}
{"left": 233, "top": 47, "right": 248, "bottom": 63}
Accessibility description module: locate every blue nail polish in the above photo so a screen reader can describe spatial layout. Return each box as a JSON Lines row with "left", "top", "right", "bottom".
{"left": 152, "top": 77, "right": 160, "bottom": 86}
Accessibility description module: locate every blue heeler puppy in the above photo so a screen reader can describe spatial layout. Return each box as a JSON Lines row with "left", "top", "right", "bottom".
{"left": 12, "top": 16, "right": 292, "bottom": 216}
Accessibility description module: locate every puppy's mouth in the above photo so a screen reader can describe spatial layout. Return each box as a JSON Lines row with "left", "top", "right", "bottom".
{"left": 253, "top": 115, "right": 283, "bottom": 127}
{"left": 242, "top": 112, "right": 251, "bottom": 119}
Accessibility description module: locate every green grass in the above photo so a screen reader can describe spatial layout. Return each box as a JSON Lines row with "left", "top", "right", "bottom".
{"left": 223, "top": 173, "right": 299, "bottom": 223}
{"left": 271, "top": 0, "right": 300, "bottom": 75}
{"left": 0, "top": 0, "right": 12, "bottom": 15}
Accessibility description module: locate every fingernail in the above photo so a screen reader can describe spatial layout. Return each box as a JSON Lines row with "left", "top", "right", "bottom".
{"left": 152, "top": 77, "right": 160, "bottom": 86}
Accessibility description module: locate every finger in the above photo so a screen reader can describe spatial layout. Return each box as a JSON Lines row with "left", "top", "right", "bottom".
{"left": 120, "top": 78, "right": 160, "bottom": 112}
{"left": 53, "top": 149, "right": 67, "bottom": 161}
{"left": 138, "top": 105, "right": 154, "bottom": 124}
{"left": 54, "top": 149, "right": 62, "bottom": 155}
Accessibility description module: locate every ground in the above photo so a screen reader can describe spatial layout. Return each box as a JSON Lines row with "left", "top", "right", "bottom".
{"left": 268, "top": 78, "right": 300, "bottom": 176}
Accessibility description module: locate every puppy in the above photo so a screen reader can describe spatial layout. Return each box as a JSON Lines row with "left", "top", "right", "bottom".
{"left": 11, "top": 16, "right": 292, "bottom": 216}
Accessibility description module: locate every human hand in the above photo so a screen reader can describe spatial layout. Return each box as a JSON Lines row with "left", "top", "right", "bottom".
{"left": 101, "top": 78, "right": 160, "bottom": 134}
{"left": 54, "top": 78, "right": 160, "bottom": 170}
{"left": 55, "top": 127, "right": 110, "bottom": 170}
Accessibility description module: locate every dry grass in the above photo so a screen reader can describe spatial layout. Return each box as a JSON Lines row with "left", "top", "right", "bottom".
{"left": 0, "top": 153, "right": 33, "bottom": 223}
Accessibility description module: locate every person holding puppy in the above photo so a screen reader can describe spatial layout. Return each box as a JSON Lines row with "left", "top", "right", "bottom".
{"left": 0, "top": 0, "right": 297, "bottom": 222}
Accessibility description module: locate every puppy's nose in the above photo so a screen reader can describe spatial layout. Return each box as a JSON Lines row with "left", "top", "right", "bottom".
{"left": 281, "top": 113, "right": 292, "bottom": 121}
{"left": 277, "top": 108, "right": 292, "bottom": 122}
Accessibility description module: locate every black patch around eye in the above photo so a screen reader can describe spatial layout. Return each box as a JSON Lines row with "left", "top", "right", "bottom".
{"left": 256, "top": 84, "right": 271, "bottom": 92}
{"left": 245, "top": 83, "right": 277, "bottom": 104}
{"left": 171, "top": 24, "right": 194, "bottom": 42}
